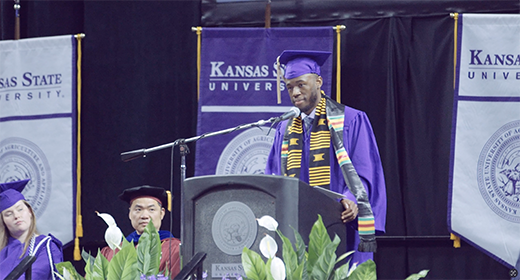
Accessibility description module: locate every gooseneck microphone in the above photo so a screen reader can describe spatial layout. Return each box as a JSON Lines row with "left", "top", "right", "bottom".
{"left": 273, "top": 107, "right": 301, "bottom": 122}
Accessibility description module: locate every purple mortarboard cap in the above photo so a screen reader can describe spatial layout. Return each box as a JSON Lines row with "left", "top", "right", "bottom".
{"left": 0, "top": 179, "right": 31, "bottom": 213}
{"left": 279, "top": 50, "right": 331, "bottom": 79}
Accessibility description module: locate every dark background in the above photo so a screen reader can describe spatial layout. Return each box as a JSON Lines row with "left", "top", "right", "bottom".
{"left": 1, "top": 0, "right": 519, "bottom": 279}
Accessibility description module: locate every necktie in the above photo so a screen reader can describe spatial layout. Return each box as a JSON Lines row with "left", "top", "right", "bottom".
{"left": 304, "top": 116, "right": 313, "bottom": 133}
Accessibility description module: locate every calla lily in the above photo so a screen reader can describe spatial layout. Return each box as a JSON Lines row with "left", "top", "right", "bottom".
{"left": 259, "top": 234, "right": 277, "bottom": 258}
{"left": 270, "top": 257, "right": 286, "bottom": 280}
{"left": 347, "top": 261, "right": 359, "bottom": 277}
{"left": 257, "top": 215, "right": 278, "bottom": 231}
{"left": 96, "top": 211, "right": 123, "bottom": 250}
{"left": 62, "top": 267, "right": 71, "bottom": 280}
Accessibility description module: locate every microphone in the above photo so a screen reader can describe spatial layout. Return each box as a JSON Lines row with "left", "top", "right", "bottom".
{"left": 273, "top": 107, "right": 301, "bottom": 122}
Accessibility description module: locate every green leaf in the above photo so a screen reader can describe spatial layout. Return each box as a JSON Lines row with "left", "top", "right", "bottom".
{"left": 348, "top": 259, "right": 376, "bottom": 280}
{"left": 241, "top": 247, "right": 267, "bottom": 280}
{"left": 277, "top": 230, "right": 297, "bottom": 280}
{"left": 309, "top": 234, "right": 340, "bottom": 280}
{"left": 335, "top": 251, "right": 354, "bottom": 265}
{"left": 290, "top": 226, "right": 306, "bottom": 265}
{"left": 82, "top": 249, "right": 95, "bottom": 278}
{"left": 265, "top": 257, "right": 275, "bottom": 280}
{"left": 107, "top": 240, "right": 138, "bottom": 280}
{"left": 55, "top": 261, "right": 85, "bottom": 280}
{"left": 307, "top": 215, "right": 331, "bottom": 274}
{"left": 84, "top": 257, "right": 93, "bottom": 279}
{"left": 92, "top": 249, "right": 109, "bottom": 280}
{"left": 332, "top": 262, "right": 350, "bottom": 280}
{"left": 137, "top": 220, "right": 161, "bottom": 276}
{"left": 291, "top": 226, "right": 308, "bottom": 280}
{"left": 81, "top": 249, "right": 95, "bottom": 265}
{"left": 405, "top": 269, "right": 429, "bottom": 280}
{"left": 290, "top": 262, "right": 305, "bottom": 280}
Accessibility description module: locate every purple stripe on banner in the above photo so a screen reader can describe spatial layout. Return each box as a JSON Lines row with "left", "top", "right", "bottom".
{"left": 195, "top": 27, "right": 333, "bottom": 176}
{"left": 0, "top": 113, "right": 73, "bottom": 122}
{"left": 456, "top": 96, "right": 520, "bottom": 102}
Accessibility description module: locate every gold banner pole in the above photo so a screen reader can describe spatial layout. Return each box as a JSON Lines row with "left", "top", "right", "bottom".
{"left": 334, "top": 25, "right": 346, "bottom": 103}
{"left": 265, "top": 0, "right": 271, "bottom": 28}
{"left": 14, "top": 0, "right": 20, "bottom": 40}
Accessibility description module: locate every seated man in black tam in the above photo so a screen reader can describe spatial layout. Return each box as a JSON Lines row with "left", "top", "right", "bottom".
{"left": 100, "top": 185, "right": 180, "bottom": 276}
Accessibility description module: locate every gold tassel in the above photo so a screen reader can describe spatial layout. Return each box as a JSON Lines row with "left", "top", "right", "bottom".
{"left": 74, "top": 237, "right": 81, "bottom": 260}
{"left": 450, "top": 233, "right": 461, "bottom": 248}
{"left": 74, "top": 33, "right": 85, "bottom": 261}
{"left": 166, "top": 190, "right": 172, "bottom": 212}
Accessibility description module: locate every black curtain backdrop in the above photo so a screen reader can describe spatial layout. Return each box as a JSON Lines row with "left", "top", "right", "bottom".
{"left": 1, "top": 0, "right": 519, "bottom": 279}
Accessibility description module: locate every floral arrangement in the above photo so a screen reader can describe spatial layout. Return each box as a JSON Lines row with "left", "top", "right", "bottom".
{"left": 240, "top": 214, "right": 429, "bottom": 280}
{"left": 54, "top": 220, "right": 168, "bottom": 280}
{"left": 54, "top": 214, "right": 428, "bottom": 280}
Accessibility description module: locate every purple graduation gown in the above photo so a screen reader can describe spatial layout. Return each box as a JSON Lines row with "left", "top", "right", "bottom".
{"left": 0, "top": 234, "right": 63, "bottom": 280}
{"left": 265, "top": 105, "right": 387, "bottom": 265}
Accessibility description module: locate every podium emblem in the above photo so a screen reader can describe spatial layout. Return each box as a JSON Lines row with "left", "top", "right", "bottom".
{"left": 211, "top": 201, "right": 258, "bottom": 255}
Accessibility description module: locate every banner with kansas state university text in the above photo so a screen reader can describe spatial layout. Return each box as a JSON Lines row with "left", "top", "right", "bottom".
{"left": 449, "top": 14, "right": 520, "bottom": 275}
{"left": 195, "top": 27, "right": 333, "bottom": 177}
{"left": 0, "top": 35, "right": 77, "bottom": 245}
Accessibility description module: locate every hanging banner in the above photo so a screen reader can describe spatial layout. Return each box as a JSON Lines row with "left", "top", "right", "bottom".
{"left": 449, "top": 14, "right": 520, "bottom": 275}
{"left": 0, "top": 35, "right": 77, "bottom": 245}
{"left": 195, "top": 27, "right": 333, "bottom": 176}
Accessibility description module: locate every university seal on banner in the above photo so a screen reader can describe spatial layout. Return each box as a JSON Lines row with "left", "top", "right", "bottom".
{"left": 0, "top": 137, "right": 52, "bottom": 217}
{"left": 216, "top": 127, "right": 274, "bottom": 175}
{"left": 477, "top": 120, "right": 520, "bottom": 223}
{"left": 211, "top": 201, "right": 258, "bottom": 255}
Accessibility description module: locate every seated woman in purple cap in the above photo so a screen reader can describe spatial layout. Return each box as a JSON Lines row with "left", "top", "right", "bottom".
{"left": 0, "top": 179, "right": 63, "bottom": 280}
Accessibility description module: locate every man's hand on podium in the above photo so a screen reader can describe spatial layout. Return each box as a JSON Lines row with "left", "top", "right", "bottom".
{"left": 340, "top": 199, "right": 358, "bottom": 223}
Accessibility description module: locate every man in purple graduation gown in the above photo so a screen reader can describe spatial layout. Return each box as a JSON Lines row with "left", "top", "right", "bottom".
{"left": 265, "top": 50, "right": 387, "bottom": 265}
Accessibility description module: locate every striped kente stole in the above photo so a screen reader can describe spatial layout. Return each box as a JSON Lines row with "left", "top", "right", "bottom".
{"left": 281, "top": 93, "right": 377, "bottom": 252}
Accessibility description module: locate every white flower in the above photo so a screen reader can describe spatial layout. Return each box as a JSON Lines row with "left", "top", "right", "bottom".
{"left": 259, "top": 234, "right": 277, "bottom": 258}
{"left": 54, "top": 268, "right": 72, "bottom": 280}
{"left": 257, "top": 215, "right": 278, "bottom": 231}
{"left": 347, "top": 262, "right": 359, "bottom": 277}
{"left": 270, "top": 257, "right": 286, "bottom": 280}
{"left": 96, "top": 211, "right": 123, "bottom": 250}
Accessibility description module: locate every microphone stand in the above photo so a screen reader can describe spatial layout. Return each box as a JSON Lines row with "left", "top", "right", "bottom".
{"left": 120, "top": 117, "right": 277, "bottom": 162}
{"left": 120, "top": 116, "right": 280, "bottom": 264}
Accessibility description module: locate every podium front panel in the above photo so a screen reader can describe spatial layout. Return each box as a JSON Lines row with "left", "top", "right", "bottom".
{"left": 182, "top": 174, "right": 345, "bottom": 278}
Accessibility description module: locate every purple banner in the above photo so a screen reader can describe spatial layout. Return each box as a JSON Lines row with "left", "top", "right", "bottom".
{"left": 195, "top": 27, "right": 333, "bottom": 176}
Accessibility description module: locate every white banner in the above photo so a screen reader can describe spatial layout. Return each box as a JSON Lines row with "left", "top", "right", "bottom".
{"left": 0, "top": 35, "right": 76, "bottom": 245}
{"left": 449, "top": 14, "right": 520, "bottom": 275}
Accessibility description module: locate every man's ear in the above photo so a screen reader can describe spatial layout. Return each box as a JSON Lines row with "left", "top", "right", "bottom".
{"left": 160, "top": 207, "right": 165, "bottom": 220}
{"left": 316, "top": 75, "right": 323, "bottom": 88}
{"left": 128, "top": 207, "right": 132, "bottom": 220}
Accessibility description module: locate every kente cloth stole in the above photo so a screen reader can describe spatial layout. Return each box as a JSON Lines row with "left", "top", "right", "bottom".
{"left": 281, "top": 93, "right": 377, "bottom": 252}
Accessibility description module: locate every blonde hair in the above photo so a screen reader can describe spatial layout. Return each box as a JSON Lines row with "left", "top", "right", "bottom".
{"left": 0, "top": 200, "right": 39, "bottom": 257}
